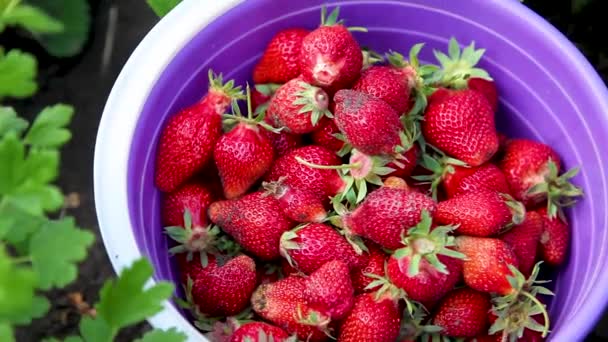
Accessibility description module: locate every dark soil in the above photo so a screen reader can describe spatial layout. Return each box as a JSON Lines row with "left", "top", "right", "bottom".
{"left": 2, "top": 0, "right": 607, "bottom": 341}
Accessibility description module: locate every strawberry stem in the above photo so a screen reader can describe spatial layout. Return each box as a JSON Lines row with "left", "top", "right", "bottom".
{"left": 295, "top": 156, "right": 361, "bottom": 170}
{"left": 521, "top": 291, "right": 550, "bottom": 337}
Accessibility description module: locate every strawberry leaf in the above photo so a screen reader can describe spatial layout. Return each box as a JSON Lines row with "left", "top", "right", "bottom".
{"left": 146, "top": 0, "right": 182, "bottom": 17}
{"left": 0, "top": 48, "right": 37, "bottom": 99}
{"left": 0, "top": 247, "right": 37, "bottom": 323}
{"left": 24, "top": 104, "right": 74, "bottom": 148}
{"left": 1, "top": 4, "right": 63, "bottom": 34}
{"left": 0, "top": 324, "right": 13, "bottom": 342}
{"left": 0, "top": 107, "right": 28, "bottom": 138}
{"left": 135, "top": 328, "right": 187, "bottom": 342}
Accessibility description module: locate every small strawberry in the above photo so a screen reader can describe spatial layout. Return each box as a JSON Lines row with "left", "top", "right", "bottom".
{"left": 280, "top": 223, "right": 366, "bottom": 274}
{"left": 265, "top": 145, "right": 345, "bottom": 199}
{"left": 467, "top": 77, "right": 499, "bottom": 112}
{"left": 263, "top": 177, "right": 327, "bottom": 223}
{"left": 266, "top": 78, "right": 332, "bottom": 134}
{"left": 500, "top": 212, "right": 544, "bottom": 276}
{"left": 161, "top": 182, "right": 215, "bottom": 227}
{"left": 352, "top": 65, "right": 412, "bottom": 114}
{"left": 435, "top": 190, "right": 526, "bottom": 237}
{"left": 310, "top": 117, "right": 346, "bottom": 153}
{"left": 455, "top": 236, "right": 518, "bottom": 295}
{"left": 350, "top": 243, "right": 387, "bottom": 294}
{"left": 499, "top": 139, "right": 582, "bottom": 216}
{"left": 305, "top": 260, "right": 355, "bottom": 320}
{"left": 337, "top": 290, "right": 402, "bottom": 342}
{"left": 536, "top": 207, "right": 569, "bottom": 266}
{"left": 209, "top": 191, "right": 295, "bottom": 260}
{"left": 155, "top": 71, "right": 244, "bottom": 192}
{"left": 333, "top": 89, "right": 403, "bottom": 156}
{"left": 299, "top": 7, "right": 364, "bottom": 92}
{"left": 253, "top": 28, "right": 309, "bottom": 84}
{"left": 443, "top": 163, "right": 510, "bottom": 199}
{"left": 260, "top": 129, "right": 303, "bottom": 157}
{"left": 382, "top": 176, "right": 411, "bottom": 191}
{"left": 432, "top": 287, "right": 491, "bottom": 338}
{"left": 229, "top": 322, "right": 293, "bottom": 342}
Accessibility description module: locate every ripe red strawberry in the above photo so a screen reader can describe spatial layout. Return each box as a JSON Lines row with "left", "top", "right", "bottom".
{"left": 299, "top": 7, "right": 363, "bottom": 92}
{"left": 500, "top": 212, "right": 544, "bottom": 276}
{"left": 253, "top": 28, "right": 309, "bottom": 84}
{"left": 260, "top": 129, "right": 303, "bottom": 157}
{"left": 435, "top": 190, "right": 526, "bottom": 237}
{"left": 467, "top": 77, "right": 499, "bottom": 112}
{"left": 455, "top": 236, "right": 518, "bottom": 295}
{"left": 266, "top": 78, "right": 332, "bottom": 134}
{"left": 422, "top": 88, "right": 499, "bottom": 166}
{"left": 155, "top": 71, "right": 243, "bottom": 192}
{"left": 229, "top": 322, "right": 292, "bottom": 342}
{"left": 333, "top": 89, "right": 402, "bottom": 156}
{"left": 265, "top": 145, "right": 345, "bottom": 199}
{"left": 352, "top": 66, "right": 411, "bottom": 114}
{"left": 536, "top": 207, "right": 569, "bottom": 266}
{"left": 337, "top": 291, "right": 402, "bottom": 342}
{"left": 341, "top": 187, "right": 437, "bottom": 250}
{"left": 162, "top": 182, "right": 215, "bottom": 227}
{"left": 280, "top": 223, "right": 367, "bottom": 274}
{"left": 310, "top": 117, "right": 346, "bottom": 153}
{"left": 263, "top": 178, "right": 327, "bottom": 223}
{"left": 499, "top": 139, "right": 582, "bottom": 213}
{"left": 208, "top": 192, "right": 294, "bottom": 260}
{"left": 305, "top": 260, "right": 355, "bottom": 320}
{"left": 178, "top": 253, "right": 257, "bottom": 316}
{"left": 432, "top": 287, "right": 491, "bottom": 338}
{"left": 442, "top": 163, "right": 510, "bottom": 198}
{"left": 350, "top": 244, "right": 387, "bottom": 294}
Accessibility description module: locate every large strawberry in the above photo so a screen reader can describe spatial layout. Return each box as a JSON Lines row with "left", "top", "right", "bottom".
{"left": 265, "top": 145, "right": 345, "bottom": 199}
{"left": 161, "top": 182, "right": 215, "bottom": 228}
{"left": 253, "top": 28, "right": 309, "bottom": 84}
{"left": 263, "top": 178, "right": 327, "bottom": 223}
{"left": 155, "top": 71, "right": 243, "bottom": 192}
{"left": 432, "top": 287, "right": 491, "bottom": 338}
{"left": 443, "top": 163, "right": 510, "bottom": 198}
{"left": 208, "top": 191, "right": 295, "bottom": 260}
{"left": 435, "top": 190, "right": 526, "bottom": 237}
{"left": 536, "top": 207, "right": 569, "bottom": 266}
{"left": 352, "top": 65, "right": 412, "bottom": 114}
{"left": 350, "top": 243, "right": 387, "bottom": 294}
{"left": 499, "top": 139, "right": 582, "bottom": 216}
{"left": 337, "top": 291, "right": 402, "bottom": 342}
{"left": 500, "top": 211, "right": 544, "bottom": 276}
{"left": 467, "top": 77, "right": 499, "bottom": 112}
{"left": 229, "top": 322, "right": 293, "bottom": 342}
{"left": 299, "top": 7, "right": 364, "bottom": 92}
{"left": 280, "top": 223, "right": 366, "bottom": 274}
{"left": 304, "top": 260, "right": 355, "bottom": 320}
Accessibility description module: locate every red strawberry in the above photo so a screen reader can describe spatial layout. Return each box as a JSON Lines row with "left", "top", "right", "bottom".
{"left": 333, "top": 89, "right": 402, "bottom": 156}
{"left": 310, "top": 117, "right": 346, "bottom": 153}
{"left": 435, "top": 190, "right": 526, "bottom": 237}
{"left": 499, "top": 139, "right": 582, "bottom": 213}
{"left": 263, "top": 178, "right": 327, "bottom": 223}
{"left": 253, "top": 28, "right": 309, "bottom": 84}
{"left": 500, "top": 212, "right": 544, "bottom": 276}
{"left": 442, "top": 163, "right": 510, "bottom": 198}
{"left": 341, "top": 187, "right": 437, "bottom": 250}
{"left": 178, "top": 253, "right": 257, "bottom": 316}
{"left": 266, "top": 78, "right": 332, "bottom": 134}
{"left": 305, "top": 260, "right": 355, "bottom": 320}
{"left": 468, "top": 334, "right": 502, "bottom": 342}
{"left": 229, "top": 322, "right": 292, "bottom": 342}
{"left": 432, "top": 287, "right": 491, "bottom": 338}
{"left": 281, "top": 258, "right": 300, "bottom": 277}
{"left": 337, "top": 291, "right": 402, "bottom": 342}
{"left": 299, "top": 7, "right": 363, "bottom": 92}
{"left": 536, "top": 207, "right": 569, "bottom": 266}
{"left": 265, "top": 145, "right": 345, "bottom": 199}
{"left": 208, "top": 192, "right": 294, "bottom": 260}
{"left": 382, "top": 176, "right": 411, "bottom": 191}
{"left": 352, "top": 66, "right": 411, "bottom": 114}
{"left": 350, "top": 244, "right": 387, "bottom": 294}
{"left": 162, "top": 182, "right": 215, "bottom": 227}
{"left": 155, "top": 71, "right": 243, "bottom": 192}
{"left": 422, "top": 88, "right": 499, "bottom": 166}
{"left": 280, "top": 223, "right": 367, "bottom": 274}
{"left": 455, "top": 236, "right": 518, "bottom": 295}
{"left": 387, "top": 144, "right": 419, "bottom": 179}
{"left": 260, "top": 129, "right": 303, "bottom": 157}
{"left": 467, "top": 77, "right": 499, "bottom": 112}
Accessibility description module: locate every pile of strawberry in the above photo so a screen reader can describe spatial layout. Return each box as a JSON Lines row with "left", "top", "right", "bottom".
{"left": 153, "top": 6, "right": 583, "bottom": 342}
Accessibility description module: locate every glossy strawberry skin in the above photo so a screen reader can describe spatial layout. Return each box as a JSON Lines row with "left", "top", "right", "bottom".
{"left": 269, "top": 184, "right": 327, "bottom": 223}
{"left": 229, "top": 322, "right": 290, "bottom": 342}
{"left": 260, "top": 129, "right": 303, "bottom": 157}
{"left": 343, "top": 187, "right": 437, "bottom": 250}
{"left": 305, "top": 260, "right": 354, "bottom": 320}
{"left": 161, "top": 182, "right": 215, "bottom": 227}
{"left": 433, "top": 287, "right": 491, "bottom": 338}
{"left": 422, "top": 89, "right": 499, "bottom": 166}
{"left": 500, "top": 211, "right": 544, "bottom": 276}
{"left": 467, "top": 77, "right": 499, "bottom": 113}
{"left": 177, "top": 253, "right": 257, "bottom": 316}
{"left": 352, "top": 66, "right": 412, "bottom": 114}
{"left": 310, "top": 117, "right": 345, "bottom": 152}
{"left": 536, "top": 207, "right": 569, "bottom": 266}
{"left": 443, "top": 163, "right": 510, "bottom": 198}
{"left": 265, "top": 145, "right": 345, "bottom": 199}
{"left": 333, "top": 89, "right": 402, "bottom": 156}
{"left": 213, "top": 124, "right": 275, "bottom": 199}
{"left": 337, "top": 293, "right": 401, "bottom": 342}
{"left": 155, "top": 90, "right": 228, "bottom": 192}
{"left": 253, "top": 28, "right": 309, "bottom": 84}
{"left": 350, "top": 244, "right": 387, "bottom": 294}
{"left": 208, "top": 192, "right": 295, "bottom": 260}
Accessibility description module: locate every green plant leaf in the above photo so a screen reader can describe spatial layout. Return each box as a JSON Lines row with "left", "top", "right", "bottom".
{"left": 0, "top": 200, "right": 46, "bottom": 244}
{"left": 135, "top": 328, "right": 187, "bottom": 342}
{"left": 9, "top": 295, "right": 50, "bottom": 325}
{"left": 0, "top": 323, "right": 14, "bottom": 342}
{"left": 0, "top": 246, "right": 38, "bottom": 323}
{"left": 30, "top": 217, "right": 95, "bottom": 289}
{"left": 24, "top": 104, "right": 74, "bottom": 148}
{"left": 26, "top": 0, "right": 90, "bottom": 57}
{"left": 79, "top": 315, "right": 113, "bottom": 342}
{"left": 2, "top": 4, "right": 63, "bottom": 34}
{"left": 146, "top": 0, "right": 182, "bottom": 17}
{"left": 0, "top": 107, "right": 28, "bottom": 138}
{"left": 0, "top": 48, "right": 37, "bottom": 99}
{"left": 0, "top": 133, "right": 24, "bottom": 195}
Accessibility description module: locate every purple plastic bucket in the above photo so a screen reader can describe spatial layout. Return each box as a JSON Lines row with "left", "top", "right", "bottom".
{"left": 94, "top": 0, "right": 608, "bottom": 340}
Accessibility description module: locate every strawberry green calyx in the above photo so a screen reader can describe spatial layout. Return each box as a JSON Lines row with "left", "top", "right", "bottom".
{"left": 527, "top": 161, "right": 584, "bottom": 219}
{"left": 320, "top": 5, "right": 368, "bottom": 32}
{"left": 255, "top": 83, "right": 282, "bottom": 97}
{"left": 411, "top": 151, "right": 469, "bottom": 201}
{"left": 393, "top": 210, "right": 464, "bottom": 276}
{"left": 333, "top": 132, "right": 353, "bottom": 157}
{"left": 296, "top": 305, "right": 332, "bottom": 333}
{"left": 501, "top": 193, "right": 527, "bottom": 226}
{"left": 208, "top": 69, "right": 246, "bottom": 101}
{"left": 399, "top": 302, "right": 444, "bottom": 342}
{"left": 329, "top": 197, "right": 369, "bottom": 255}
{"left": 279, "top": 224, "right": 307, "bottom": 268}
{"left": 293, "top": 81, "right": 332, "bottom": 127}
{"left": 362, "top": 47, "right": 385, "bottom": 70}
{"left": 365, "top": 265, "right": 413, "bottom": 312}
{"left": 222, "top": 85, "right": 284, "bottom": 134}
{"left": 164, "top": 210, "right": 221, "bottom": 266}
{"left": 430, "top": 37, "right": 492, "bottom": 89}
